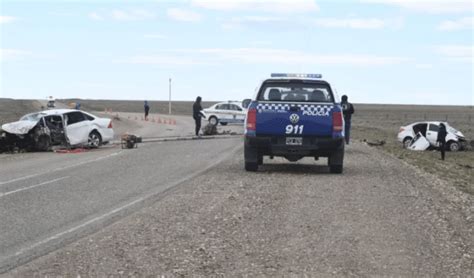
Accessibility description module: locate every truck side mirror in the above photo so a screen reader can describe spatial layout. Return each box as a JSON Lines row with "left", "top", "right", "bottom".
{"left": 242, "top": 99, "right": 251, "bottom": 109}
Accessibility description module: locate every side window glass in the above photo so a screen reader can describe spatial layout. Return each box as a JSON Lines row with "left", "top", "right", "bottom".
{"left": 215, "top": 105, "right": 223, "bottom": 110}
{"left": 83, "top": 113, "right": 94, "bottom": 121}
{"left": 66, "top": 112, "right": 86, "bottom": 125}
{"left": 429, "top": 124, "right": 439, "bottom": 132}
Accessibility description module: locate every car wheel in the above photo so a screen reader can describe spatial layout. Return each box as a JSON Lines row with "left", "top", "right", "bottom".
{"left": 88, "top": 131, "right": 102, "bottom": 148}
{"left": 448, "top": 141, "right": 460, "bottom": 152}
{"left": 402, "top": 137, "right": 412, "bottom": 148}
{"left": 35, "top": 135, "right": 51, "bottom": 152}
{"left": 209, "top": 116, "right": 218, "bottom": 126}
{"left": 220, "top": 122, "right": 228, "bottom": 126}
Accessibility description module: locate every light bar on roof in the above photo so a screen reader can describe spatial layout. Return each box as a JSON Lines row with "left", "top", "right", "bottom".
{"left": 271, "top": 73, "right": 322, "bottom": 78}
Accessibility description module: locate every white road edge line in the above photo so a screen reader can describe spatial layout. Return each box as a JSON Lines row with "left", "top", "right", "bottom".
{"left": 0, "top": 176, "right": 70, "bottom": 198}
{"left": 0, "top": 151, "right": 121, "bottom": 186}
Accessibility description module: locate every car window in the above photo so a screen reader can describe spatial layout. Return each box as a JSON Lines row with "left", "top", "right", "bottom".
{"left": 429, "top": 124, "right": 439, "bottom": 132}
{"left": 66, "top": 111, "right": 86, "bottom": 125}
{"left": 216, "top": 104, "right": 230, "bottom": 110}
{"left": 258, "top": 81, "right": 334, "bottom": 103}
{"left": 83, "top": 113, "right": 95, "bottom": 121}
{"left": 230, "top": 104, "right": 242, "bottom": 111}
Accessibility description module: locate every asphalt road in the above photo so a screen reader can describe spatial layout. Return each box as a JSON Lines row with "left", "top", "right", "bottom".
{"left": 0, "top": 138, "right": 241, "bottom": 272}
{"left": 5, "top": 141, "right": 472, "bottom": 276}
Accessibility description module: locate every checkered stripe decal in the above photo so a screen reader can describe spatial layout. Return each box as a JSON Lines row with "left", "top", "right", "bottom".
{"left": 257, "top": 103, "right": 333, "bottom": 113}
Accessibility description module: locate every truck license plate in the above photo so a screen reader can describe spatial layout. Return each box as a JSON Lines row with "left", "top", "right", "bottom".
{"left": 286, "top": 137, "right": 303, "bottom": 145}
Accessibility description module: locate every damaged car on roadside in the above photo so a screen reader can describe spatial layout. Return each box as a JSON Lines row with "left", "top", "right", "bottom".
{"left": 397, "top": 121, "right": 467, "bottom": 151}
{"left": 0, "top": 109, "right": 114, "bottom": 153}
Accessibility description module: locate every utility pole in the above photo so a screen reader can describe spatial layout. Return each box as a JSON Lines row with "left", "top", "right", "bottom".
{"left": 168, "top": 78, "right": 172, "bottom": 115}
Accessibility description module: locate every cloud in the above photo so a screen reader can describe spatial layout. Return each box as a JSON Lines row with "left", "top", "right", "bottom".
{"left": 144, "top": 34, "right": 167, "bottom": 39}
{"left": 360, "top": 0, "right": 473, "bottom": 14}
{"left": 438, "top": 17, "right": 474, "bottom": 31}
{"left": 122, "top": 48, "right": 409, "bottom": 67}
{"left": 191, "top": 0, "right": 319, "bottom": 13}
{"left": 88, "top": 12, "right": 104, "bottom": 21}
{"left": 0, "top": 16, "right": 18, "bottom": 24}
{"left": 313, "top": 18, "right": 387, "bottom": 29}
{"left": 167, "top": 8, "right": 202, "bottom": 22}
{"left": 435, "top": 45, "right": 473, "bottom": 62}
{"left": 111, "top": 9, "right": 155, "bottom": 21}
{"left": 0, "top": 49, "right": 32, "bottom": 62}
{"left": 415, "top": 63, "right": 433, "bottom": 69}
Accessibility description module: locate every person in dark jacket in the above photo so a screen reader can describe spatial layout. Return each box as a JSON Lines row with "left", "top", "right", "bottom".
{"left": 193, "top": 96, "right": 203, "bottom": 136}
{"left": 144, "top": 100, "right": 150, "bottom": 121}
{"left": 437, "top": 123, "right": 447, "bottom": 160}
{"left": 341, "top": 95, "right": 355, "bottom": 144}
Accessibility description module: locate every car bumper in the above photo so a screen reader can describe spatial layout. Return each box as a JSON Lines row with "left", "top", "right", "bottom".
{"left": 245, "top": 135, "right": 344, "bottom": 157}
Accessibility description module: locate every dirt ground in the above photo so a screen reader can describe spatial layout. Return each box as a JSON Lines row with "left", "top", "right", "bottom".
{"left": 8, "top": 142, "right": 473, "bottom": 276}
{"left": 0, "top": 99, "right": 43, "bottom": 125}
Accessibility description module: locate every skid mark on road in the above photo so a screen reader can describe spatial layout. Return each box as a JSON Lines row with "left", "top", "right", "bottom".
{"left": 0, "top": 151, "right": 122, "bottom": 187}
{"left": 0, "top": 177, "right": 69, "bottom": 198}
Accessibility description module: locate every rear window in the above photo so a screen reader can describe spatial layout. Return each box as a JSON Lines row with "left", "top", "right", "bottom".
{"left": 258, "top": 81, "right": 334, "bottom": 103}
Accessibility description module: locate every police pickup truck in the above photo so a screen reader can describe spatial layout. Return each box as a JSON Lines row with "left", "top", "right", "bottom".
{"left": 243, "top": 73, "right": 345, "bottom": 173}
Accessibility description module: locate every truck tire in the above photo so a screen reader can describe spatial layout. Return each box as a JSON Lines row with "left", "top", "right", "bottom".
{"left": 328, "top": 145, "right": 344, "bottom": 174}
{"left": 244, "top": 145, "right": 259, "bottom": 172}
{"left": 329, "top": 165, "right": 343, "bottom": 174}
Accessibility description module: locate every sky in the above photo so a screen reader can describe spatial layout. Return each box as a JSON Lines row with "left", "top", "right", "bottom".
{"left": 0, "top": 0, "right": 473, "bottom": 105}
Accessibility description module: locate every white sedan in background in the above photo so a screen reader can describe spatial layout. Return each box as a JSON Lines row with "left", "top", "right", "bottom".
{"left": 1, "top": 109, "right": 114, "bottom": 150}
{"left": 397, "top": 121, "right": 466, "bottom": 151}
{"left": 202, "top": 101, "right": 247, "bottom": 126}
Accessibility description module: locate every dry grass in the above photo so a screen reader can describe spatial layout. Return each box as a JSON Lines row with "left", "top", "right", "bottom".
{"left": 352, "top": 105, "right": 473, "bottom": 194}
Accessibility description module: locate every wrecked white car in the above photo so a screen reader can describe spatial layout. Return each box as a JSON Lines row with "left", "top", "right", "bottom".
{"left": 397, "top": 121, "right": 466, "bottom": 151}
{"left": 0, "top": 109, "right": 114, "bottom": 152}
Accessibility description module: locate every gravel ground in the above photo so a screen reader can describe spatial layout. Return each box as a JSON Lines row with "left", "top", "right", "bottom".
{"left": 7, "top": 142, "right": 473, "bottom": 276}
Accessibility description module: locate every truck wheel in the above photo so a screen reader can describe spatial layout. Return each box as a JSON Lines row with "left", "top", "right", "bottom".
{"left": 328, "top": 146, "right": 344, "bottom": 174}
{"left": 244, "top": 145, "right": 259, "bottom": 172}
{"left": 245, "top": 161, "right": 258, "bottom": 171}
{"left": 209, "top": 116, "right": 218, "bottom": 126}
{"left": 329, "top": 165, "right": 343, "bottom": 174}
{"left": 35, "top": 135, "right": 51, "bottom": 152}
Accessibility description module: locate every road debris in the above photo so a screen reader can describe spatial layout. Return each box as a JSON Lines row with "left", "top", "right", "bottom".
{"left": 362, "top": 139, "right": 386, "bottom": 146}
{"left": 121, "top": 133, "right": 142, "bottom": 149}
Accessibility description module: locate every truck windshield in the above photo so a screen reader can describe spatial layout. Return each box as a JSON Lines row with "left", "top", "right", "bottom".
{"left": 258, "top": 81, "right": 334, "bottom": 103}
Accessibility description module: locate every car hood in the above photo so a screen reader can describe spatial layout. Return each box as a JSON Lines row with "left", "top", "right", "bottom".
{"left": 1, "top": 120, "right": 39, "bottom": 135}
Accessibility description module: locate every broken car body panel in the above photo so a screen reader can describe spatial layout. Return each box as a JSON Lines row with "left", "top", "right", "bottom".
{"left": 397, "top": 121, "right": 466, "bottom": 150}
{"left": 0, "top": 109, "right": 114, "bottom": 152}
{"left": 1, "top": 120, "right": 40, "bottom": 135}
{"left": 408, "top": 133, "right": 430, "bottom": 151}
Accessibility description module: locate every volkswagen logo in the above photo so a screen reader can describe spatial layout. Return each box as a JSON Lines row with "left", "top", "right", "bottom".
{"left": 289, "top": 113, "right": 299, "bottom": 124}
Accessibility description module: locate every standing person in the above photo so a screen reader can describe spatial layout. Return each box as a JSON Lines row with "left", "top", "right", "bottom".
{"left": 341, "top": 95, "right": 355, "bottom": 145}
{"left": 437, "top": 123, "right": 447, "bottom": 160}
{"left": 144, "top": 100, "right": 150, "bottom": 121}
{"left": 193, "top": 96, "right": 203, "bottom": 136}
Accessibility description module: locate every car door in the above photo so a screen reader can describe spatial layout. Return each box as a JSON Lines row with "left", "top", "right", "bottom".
{"left": 65, "top": 111, "right": 90, "bottom": 145}
{"left": 217, "top": 104, "right": 231, "bottom": 121}
{"left": 426, "top": 123, "right": 439, "bottom": 145}
{"left": 229, "top": 104, "right": 245, "bottom": 122}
